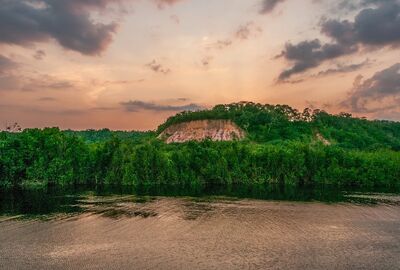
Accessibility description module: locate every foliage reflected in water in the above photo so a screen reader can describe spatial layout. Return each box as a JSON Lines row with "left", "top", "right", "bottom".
{"left": 1, "top": 184, "right": 399, "bottom": 220}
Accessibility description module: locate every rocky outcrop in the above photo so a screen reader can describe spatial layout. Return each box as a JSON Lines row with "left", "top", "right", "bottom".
{"left": 316, "top": 132, "right": 331, "bottom": 145}
{"left": 158, "top": 120, "right": 246, "bottom": 143}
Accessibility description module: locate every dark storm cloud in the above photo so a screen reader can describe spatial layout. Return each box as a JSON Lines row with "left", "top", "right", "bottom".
{"left": 120, "top": 100, "right": 203, "bottom": 112}
{"left": 283, "top": 60, "right": 370, "bottom": 84}
{"left": 277, "top": 40, "right": 357, "bottom": 81}
{"left": 337, "top": 0, "right": 399, "bottom": 11}
{"left": 0, "top": 55, "right": 18, "bottom": 74}
{"left": 323, "top": 1, "right": 400, "bottom": 46}
{"left": 278, "top": 0, "right": 400, "bottom": 81}
{"left": 343, "top": 63, "right": 400, "bottom": 113}
{"left": 0, "top": 0, "right": 121, "bottom": 55}
{"left": 259, "top": 0, "right": 286, "bottom": 14}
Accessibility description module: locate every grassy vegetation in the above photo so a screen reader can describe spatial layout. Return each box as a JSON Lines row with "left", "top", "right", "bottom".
{"left": 1, "top": 102, "right": 400, "bottom": 191}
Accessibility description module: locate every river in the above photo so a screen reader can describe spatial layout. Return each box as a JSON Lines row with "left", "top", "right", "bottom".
{"left": 0, "top": 188, "right": 399, "bottom": 269}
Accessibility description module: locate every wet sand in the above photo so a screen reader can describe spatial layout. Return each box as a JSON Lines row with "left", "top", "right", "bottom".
{"left": 1, "top": 196, "right": 400, "bottom": 270}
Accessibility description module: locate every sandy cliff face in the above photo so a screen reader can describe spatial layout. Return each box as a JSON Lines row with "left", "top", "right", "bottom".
{"left": 158, "top": 120, "right": 246, "bottom": 143}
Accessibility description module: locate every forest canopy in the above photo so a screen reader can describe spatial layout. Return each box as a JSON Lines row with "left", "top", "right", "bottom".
{"left": 1, "top": 102, "right": 400, "bottom": 190}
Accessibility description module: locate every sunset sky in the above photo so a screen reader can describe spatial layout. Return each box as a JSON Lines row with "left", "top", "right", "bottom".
{"left": 0, "top": 0, "right": 399, "bottom": 130}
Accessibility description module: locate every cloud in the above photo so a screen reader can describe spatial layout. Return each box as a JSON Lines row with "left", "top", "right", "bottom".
{"left": 120, "top": 100, "right": 204, "bottom": 112}
{"left": 207, "top": 21, "right": 262, "bottom": 50}
{"left": 0, "top": 0, "right": 121, "bottom": 55}
{"left": 0, "top": 73, "right": 76, "bottom": 92}
{"left": 146, "top": 60, "right": 171, "bottom": 74}
{"left": 170, "top": 14, "right": 180, "bottom": 24}
{"left": 21, "top": 76, "right": 75, "bottom": 91}
{"left": 33, "top": 50, "right": 46, "bottom": 60}
{"left": 235, "top": 22, "right": 262, "bottom": 40}
{"left": 342, "top": 63, "right": 400, "bottom": 113}
{"left": 91, "top": 106, "right": 117, "bottom": 111}
{"left": 0, "top": 104, "right": 88, "bottom": 116}
{"left": 0, "top": 55, "right": 19, "bottom": 91}
{"left": 201, "top": 22, "right": 262, "bottom": 68}
{"left": 153, "top": 0, "right": 183, "bottom": 9}
{"left": 283, "top": 60, "right": 370, "bottom": 84}
{"left": 277, "top": 39, "right": 356, "bottom": 81}
{"left": 314, "top": 59, "right": 371, "bottom": 77}
{"left": 277, "top": 0, "right": 400, "bottom": 81}
{"left": 323, "top": 1, "right": 400, "bottom": 47}
{"left": 335, "top": 0, "right": 368, "bottom": 11}
{"left": 259, "top": 0, "right": 287, "bottom": 14}
{"left": 201, "top": 56, "right": 213, "bottom": 68}
{"left": 0, "top": 75, "right": 21, "bottom": 91}
{"left": 336, "top": 0, "right": 398, "bottom": 11}
{"left": 38, "top": 96, "right": 56, "bottom": 101}
{"left": 207, "top": 39, "right": 233, "bottom": 50}
{"left": 0, "top": 55, "right": 18, "bottom": 74}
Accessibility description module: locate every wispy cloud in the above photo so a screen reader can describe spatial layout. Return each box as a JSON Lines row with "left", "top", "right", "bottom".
{"left": 38, "top": 97, "right": 56, "bottom": 102}
{"left": 0, "top": 73, "right": 76, "bottom": 92}
{"left": 207, "top": 21, "right": 263, "bottom": 51}
{"left": 153, "top": 0, "right": 184, "bottom": 9}
{"left": 202, "top": 21, "right": 263, "bottom": 68}
{"left": 0, "top": 55, "right": 18, "bottom": 74}
{"left": 170, "top": 15, "right": 180, "bottom": 24}
{"left": 235, "top": 22, "right": 262, "bottom": 40}
{"left": 120, "top": 100, "right": 204, "bottom": 112}
{"left": 314, "top": 60, "right": 371, "bottom": 77}
{"left": 201, "top": 56, "right": 214, "bottom": 68}
{"left": 33, "top": 50, "right": 46, "bottom": 60}
{"left": 259, "top": 0, "right": 287, "bottom": 14}
{"left": 207, "top": 39, "right": 233, "bottom": 50}
{"left": 146, "top": 60, "right": 171, "bottom": 74}
{"left": 21, "top": 76, "right": 75, "bottom": 91}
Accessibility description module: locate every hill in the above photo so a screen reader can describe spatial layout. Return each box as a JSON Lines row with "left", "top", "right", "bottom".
{"left": 158, "top": 102, "right": 400, "bottom": 150}
{"left": 1, "top": 102, "right": 400, "bottom": 191}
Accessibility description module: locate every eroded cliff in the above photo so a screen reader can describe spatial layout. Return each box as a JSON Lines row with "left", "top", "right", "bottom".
{"left": 158, "top": 120, "right": 245, "bottom": 143}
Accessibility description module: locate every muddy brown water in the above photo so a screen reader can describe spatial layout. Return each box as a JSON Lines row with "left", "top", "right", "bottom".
{"left": 1, "top": 191, "right": 400, "bottom": 270}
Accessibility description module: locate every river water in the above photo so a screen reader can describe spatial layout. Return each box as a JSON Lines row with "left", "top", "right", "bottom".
{"left": 0, "top": 188, "right": 399, "bottom": 270}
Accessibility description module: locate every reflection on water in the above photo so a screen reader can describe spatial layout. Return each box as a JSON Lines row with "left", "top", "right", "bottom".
{"left": 1, "top": 186, "right": 400, "bottom": 270}
{"left": 0, "top": 185, "right": 399, "bottom": 219}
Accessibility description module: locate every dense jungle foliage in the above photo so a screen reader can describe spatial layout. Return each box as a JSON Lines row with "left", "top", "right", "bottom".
{"left": 1, "top": 102, "right": 400, "bottom": 190}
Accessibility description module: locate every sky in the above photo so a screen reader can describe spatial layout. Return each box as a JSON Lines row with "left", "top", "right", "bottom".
{"left": 0, "top": 0, "right": 399, "bottom": 130}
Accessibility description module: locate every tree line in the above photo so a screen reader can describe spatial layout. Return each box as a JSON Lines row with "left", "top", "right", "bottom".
{"left": 1, "top": 102, "right": 400, "bottom": 190}
{"left": 1, "top": 129, "right": 399, "bottom": 190}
